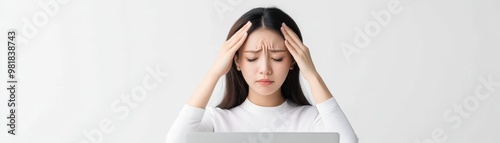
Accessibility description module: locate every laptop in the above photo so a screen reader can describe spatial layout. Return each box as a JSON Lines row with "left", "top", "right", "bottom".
{"left": 186, "top": 132, "right": 339, "bottom": 143}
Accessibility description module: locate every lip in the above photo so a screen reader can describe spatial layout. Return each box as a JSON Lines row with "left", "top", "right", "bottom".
{"left": 257, "top": 79, "right": 274, "bottom": 85}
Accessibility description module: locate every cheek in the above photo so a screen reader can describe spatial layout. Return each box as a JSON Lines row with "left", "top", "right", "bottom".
{"left": 274, "top": 57, "right": 293, "bottom": 76}
{"left": 240, "top": 65, "right": 257, "bottom": 74}
{"left": 272, "top": 62, "right": 291, "bottom": 74}
{"left": 238, "top": 61, "right": 258, "bottom": 78}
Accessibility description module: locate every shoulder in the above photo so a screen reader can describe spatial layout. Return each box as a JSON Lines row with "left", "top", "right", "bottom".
{"left": 285, "top": 102, "right": 319, "bottom": 117}
{"left": 205, "top": 105, "right": 244, "bottom": 118}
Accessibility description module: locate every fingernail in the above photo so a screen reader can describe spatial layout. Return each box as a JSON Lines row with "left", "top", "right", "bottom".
{"left": 247, "top": 21, "right": 251, "bottom": 25}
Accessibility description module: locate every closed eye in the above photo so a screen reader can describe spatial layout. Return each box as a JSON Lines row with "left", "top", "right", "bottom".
{"left": 272, "top": 58, "right": 283, "bottom": 62}
{"left": 247, "top": 58, "right": 257, "bottom": 62}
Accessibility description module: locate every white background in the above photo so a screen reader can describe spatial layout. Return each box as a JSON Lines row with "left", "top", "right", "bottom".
{"left": 1, "top": 0, "right": 499, "bottom": 143}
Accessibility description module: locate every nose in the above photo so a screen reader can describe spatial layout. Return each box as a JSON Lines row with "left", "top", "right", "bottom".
{"left": 259, "top": 57, "right": 272, "bottom": 75}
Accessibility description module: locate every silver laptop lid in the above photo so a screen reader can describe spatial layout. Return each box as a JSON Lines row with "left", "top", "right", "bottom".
{"left": 186, "top": 132, "right": 339, "bottom": 143}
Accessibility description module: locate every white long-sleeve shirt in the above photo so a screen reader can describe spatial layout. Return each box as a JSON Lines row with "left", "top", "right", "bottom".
{"left": 166, "top": 97, "right": 358, "bottom": 143}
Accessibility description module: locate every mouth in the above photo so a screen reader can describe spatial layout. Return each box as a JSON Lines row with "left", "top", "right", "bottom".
{"left": 256, "top": 79, "right": 274, "bottom": 85}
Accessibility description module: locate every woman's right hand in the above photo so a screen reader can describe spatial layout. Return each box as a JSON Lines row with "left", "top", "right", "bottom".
{"left": 209, "top": 21, "right": 252, "bottom": 78}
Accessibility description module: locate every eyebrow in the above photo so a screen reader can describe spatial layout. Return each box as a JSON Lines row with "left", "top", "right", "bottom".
{"left": 243, "top": 49, "right": 287, "bottom": 53}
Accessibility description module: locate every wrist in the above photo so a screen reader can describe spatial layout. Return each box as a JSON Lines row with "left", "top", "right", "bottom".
{"left": 304, "top": 71, "right": 321, "bottom": 82}
{"left": 207, "top": 68, "right": 223, "bottom": 80}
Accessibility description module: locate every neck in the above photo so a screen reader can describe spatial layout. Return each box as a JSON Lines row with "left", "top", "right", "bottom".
{"left": 247, "top": 88, "right": 285, "bottom": 107}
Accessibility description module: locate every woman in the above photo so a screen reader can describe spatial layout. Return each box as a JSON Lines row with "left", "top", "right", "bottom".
{"left": 166, "top": 7, "right": 358, "bottom": 143}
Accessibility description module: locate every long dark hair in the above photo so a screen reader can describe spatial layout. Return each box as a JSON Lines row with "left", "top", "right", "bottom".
{"left": 217, "top": 7, "right": 311, "bottom": 109}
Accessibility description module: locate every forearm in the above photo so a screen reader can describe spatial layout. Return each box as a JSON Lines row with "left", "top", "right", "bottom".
{"left": 187, "top": 70, "right": 220, "bottom": 109}
{"left": 309, "top": 74, "right": 358, "bottom": 142}
{"left": 170, "top": 70, "right": 219, "bottom": 143}
{"left": 307, "top": 73, "right": 334, "bottom": 104}
{"left": 315, "top": 98, "right": 358, "bottom": 143}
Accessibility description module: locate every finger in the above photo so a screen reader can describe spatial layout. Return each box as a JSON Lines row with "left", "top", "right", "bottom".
{"left": 234, "top": 21, "right": 252, "bottom": 39}
{"left": 226, "top": 22, "right": 251, "bottom": 52}
{"left": 229, "top": 32, "right": 248, "bottom": 53}
{"left": 285, "top": 39, "right": 298, "bottom": 57}
{"left": 227, "top": 21, "right": 250, "bottom": 41}
{"left": 282, "top": 23, "right": 303, "bottom": 46}
{"left": 282, "top": 23, "right": 313, "bottom": 61}
{"left": 281, "top": 25, "right": 301, "bottom": 52}
{"left": 227, "top": 21, "right": 252, "bottom": 46}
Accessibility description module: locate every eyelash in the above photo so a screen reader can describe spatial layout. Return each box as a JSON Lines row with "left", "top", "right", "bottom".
{"left": 247, "top": 58, "right": 257, "bottom": 62}
{"left": 273, "top": 58, "right": 284, "bottom": 62}
{"left": 246, "top": 58, "right": 283, "bottom": 62}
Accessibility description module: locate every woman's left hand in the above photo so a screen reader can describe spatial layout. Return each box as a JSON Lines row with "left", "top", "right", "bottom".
{"left": 281, "top": 23, "right": 319, "bottom": 81}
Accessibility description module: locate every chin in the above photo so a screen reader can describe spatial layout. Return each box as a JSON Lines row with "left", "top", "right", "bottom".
{"left": 253, "top": 88, "right": 280, "bottom": 96}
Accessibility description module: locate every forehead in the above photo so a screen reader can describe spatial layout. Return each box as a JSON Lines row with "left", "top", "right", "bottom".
{"left": 242, "top": 28, "right": 284, "bottom": 50}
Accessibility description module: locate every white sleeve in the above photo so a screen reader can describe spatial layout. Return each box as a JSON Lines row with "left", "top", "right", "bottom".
{"left": 314, "top": 97, "right": 359, "bottom": 143}
{"left": 166, "top": 104, "right": 215, "bottom": 143}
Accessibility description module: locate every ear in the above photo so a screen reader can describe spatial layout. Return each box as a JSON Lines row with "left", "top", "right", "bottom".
{"left": 234, "top": 53, "right": 240, "bottom": 67}
{"left": 289, "top": 60, "right": 296, "bottom": 70}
